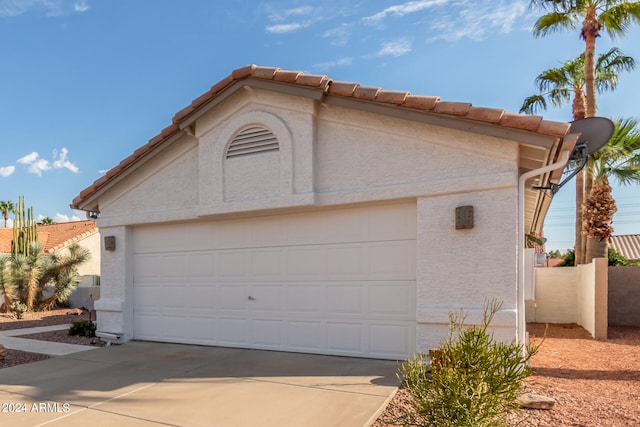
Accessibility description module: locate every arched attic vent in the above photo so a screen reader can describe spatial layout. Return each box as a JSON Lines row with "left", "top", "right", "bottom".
{"left": 226, "top": 126, "right": 279, "bottom": 159}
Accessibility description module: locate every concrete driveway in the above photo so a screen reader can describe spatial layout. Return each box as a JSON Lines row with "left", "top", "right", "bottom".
{"left": 0, "top": 342, "right": 400, "bottom": 427}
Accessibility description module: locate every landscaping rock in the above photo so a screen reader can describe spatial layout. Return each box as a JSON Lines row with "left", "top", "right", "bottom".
{"left": 0, "top": 344, "right": 6, "bottom": 361}
{"left": 517, "top": 393, "right": 556, "bottom": 410}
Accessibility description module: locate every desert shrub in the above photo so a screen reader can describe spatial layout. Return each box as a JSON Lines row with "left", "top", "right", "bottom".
{"left": 9, "top": 301, "right": 28, "bottom": 319}
{"left": 398, "top": 300, "right": 539, "bottom": 427}
{"left": 68, "top": 320, "right": 96, "bottom": 337}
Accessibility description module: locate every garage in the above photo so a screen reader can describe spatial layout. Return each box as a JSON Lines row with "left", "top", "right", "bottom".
{"left": 132, "top": 203, "right": 417, "bottom": 359}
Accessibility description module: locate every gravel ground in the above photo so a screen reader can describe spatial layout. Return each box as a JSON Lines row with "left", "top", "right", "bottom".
{"left": 0, "top": 309, "right": 102, "bottom": 369}
{"left": 374, "top": 323, "right": 640, "bottom": 427}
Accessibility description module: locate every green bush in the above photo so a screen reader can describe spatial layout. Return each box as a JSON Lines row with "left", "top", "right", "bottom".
{"left": 397, "top": 300, "right": 540, "bottom": 427}
{"left": 9, "top": 301, "right": 28, "bottom": 319}
{"left": 68, "top": 320, "right": 96, "bottom": 337}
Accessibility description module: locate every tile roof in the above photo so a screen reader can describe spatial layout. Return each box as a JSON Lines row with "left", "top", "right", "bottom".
{"left": 0, "top": 220, "right": 98, "bottom": 254}
{"left": 610, "top": 234, "right": 640, "bottom": 260}
{"left": 72, "top": 64, "right": 572, "bottom": 210}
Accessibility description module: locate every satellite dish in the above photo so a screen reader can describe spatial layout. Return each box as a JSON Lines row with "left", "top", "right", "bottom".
{"left": 535, "top": 117, "right": 615, "bottom": 194}
{"left": 568, "top": 117, "right": 615, "bottom": 158}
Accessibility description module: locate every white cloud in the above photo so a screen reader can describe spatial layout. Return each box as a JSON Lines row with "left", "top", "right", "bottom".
{"left": 427, "top": 0, "right": 528, "bottom": 42}
{"left": 53, "top": 147, "right": 79, "bottom": 173}
{"left": 364, "top": 0, "right": 448, "bottom": 23}
{"left": 74, "top": 0, "right": 89, "bottom": 12}
{"left": 17, "top": 148, "right": 79, "bottom": 175}
{"left": 53, "top": 212, "right": 82, "bottom": 223}
{"left": 0, "top": 166, "right": 15, "bottom": 177}
{"left": 0, "top": 0, "right": 90, "bottom": 17}
{"left": 377, "top": 39, "right": 412, "bottom": 57}
{"left": 323, "top": 23, "right": 353, "bottom": 46}
{"left": 265, "top": 5, "right": 319, "bottom": 34}
{"left": 311, "top": 57, "right": 353, "bottom": 73}
{"left": 18, "top": 151, "right": 51, "bottom": 175}
{"left": 269, "top": 5, "right": 313, "bottom": 22}
{"left": 266, "top": 23, "right": 306, "bottom": 34}
{"left": 18, "top": 152, "right": 40, "bottom": 164}
{"left": 28, "top": 159, "right": 51, "bottom": 176}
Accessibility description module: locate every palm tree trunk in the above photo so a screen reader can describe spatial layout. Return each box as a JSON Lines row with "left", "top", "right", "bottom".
{"left": 585, "top": 237, "right": 607, "bottom": 263}
{"left": 582, "top": 8, "right": 599, "bottom": 118}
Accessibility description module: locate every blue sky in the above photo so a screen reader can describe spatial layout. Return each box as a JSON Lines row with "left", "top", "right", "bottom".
{"left": 0, "top": 0, "right": 638, "bottom": 251}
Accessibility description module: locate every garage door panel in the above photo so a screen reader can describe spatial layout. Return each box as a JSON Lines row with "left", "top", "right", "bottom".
{"left": 251, "top": 250, "right": 283, "bottom": 276}
{"left": 188, "top": 253, "right": 216, "bottom": 277}
{"left": 133, "top": 203, "right": 416, "bottom": 359}
{"left": 327, "top": 322, "right": 363, "bottom": 353}
{"left": 326, "top": 246, "right": 364, "bottom": 275}
{"left": 369, "top": 242, "right": 415, "bottom": 277}
{"left": 287, "top": 321, "right": 323, "bottom": 350}
{"left": 326, "top": 285, "right": 363, "bottom": 315}
{"left": 286, "top": 248, "right": 324, "bottom": 276}
{"left": 219, "top": 285, "right": 249, "bottom": 310}
{"left": 188, "top": 284, "right": 217, "bottom": 309}
{"left": 286, "top": 286, "right": 324, "bottom": 312}
{"left": 251, "top": 319, "right": 283, "bottom": 347}
{"left": 249, "top": 285, "right": 284, "bottom": 311}
{"left": 369, "top": 283, "right": 415, "bottom": 316}
{"left": 369, "top": 323, "right": 414, "bottom": 357}
{"left": 218, "top": 251, "right": 248, "bottom": 277}
{"left": 369, "top": 203, "right": 417, "bottom": 240}
{"left": 218, "top": 318, "right": 249, "bottom": 345}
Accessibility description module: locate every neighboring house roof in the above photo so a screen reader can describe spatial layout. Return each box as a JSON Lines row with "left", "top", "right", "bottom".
{"left": 0, "top": 220, "right": 98, "bottom": 254}
{"left": 71, "top": 64, "right": 576, "bottom": 235}
{"left": 610, "top": 234, "right": 640, "bottom": 260}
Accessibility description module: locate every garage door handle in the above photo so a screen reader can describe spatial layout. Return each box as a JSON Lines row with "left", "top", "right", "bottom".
{"left": 248, "top": 296, "right": 255, "bottom": 301}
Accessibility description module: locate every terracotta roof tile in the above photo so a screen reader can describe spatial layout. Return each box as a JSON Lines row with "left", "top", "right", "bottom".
{"left": 500, "top": 113, "right": 543, "bottom": 131}
{"left": 273, "top": 69, "right": 303, "bottom": 83}
{"left": 536, "top": 120, "right": 572, "bottom": 137}
{"left": 296, "top": 74, "right": 330, "bottom": 88}
{"left": 434, "top": 101, "right": 472, "bottom": 116}
{"left": 231, "top": 64, "right": 256, "bottom": 79}
{"left": 466, "top": 106, "right": 504, "bottom": 123}
{"left": 328, "top": 81, "right": 359, "bottom": 97}
{"left": 0, "top": 221, "right": 98, "bottom": 254}
{"left": 403, "top": 95, "right": 440, "bottom": 110}
{"left": 375, "top": 90, "right": 409, "bottom": 105}
{"left": 353, "top": 85, "right": 380, "bottom": 101}
{"left": 72, "top": 64, "right": 572, "bottom": 210}
{"left": 252, "top": 66, "right": 279, "bottom": 80}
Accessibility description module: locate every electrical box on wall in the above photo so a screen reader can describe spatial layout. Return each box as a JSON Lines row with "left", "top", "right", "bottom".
{"left": 455, "top": 205, "right": 474, "bottom": 229}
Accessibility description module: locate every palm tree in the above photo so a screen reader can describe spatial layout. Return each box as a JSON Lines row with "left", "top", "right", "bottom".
{"left": 582, "top": 117, "right": 640, "bottom": 261}
{"left": 0, "top": 200, "right": 15, "bottom": 228}
{"left": 520, "top": 48, "right": 636, "bottom": 263}
{"left": 38, "top": 217, "right": 55, "bottom": 225}
{"left": 531, "top": 0, "right": 640, "bottom": 117}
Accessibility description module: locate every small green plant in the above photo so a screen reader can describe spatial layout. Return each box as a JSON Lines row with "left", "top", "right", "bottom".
{"left": 397, "top": 300, "right": 540, "bottom": 427}
{"left": 9, "top": 301, "right": 28, "bottom": 319}
{"left": 68, "top": 320, "right": 96, "bottom": 337}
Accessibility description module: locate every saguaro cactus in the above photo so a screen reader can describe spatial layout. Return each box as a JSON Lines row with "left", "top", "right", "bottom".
{"left": 11, "top": 196, "right": 38, "bottom": 256}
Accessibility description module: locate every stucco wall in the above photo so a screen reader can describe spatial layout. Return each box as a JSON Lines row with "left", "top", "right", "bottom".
{"left": 415, "top": 188, "right": 519, "bottom": 351}
{"left": 52, "top": 232, "right": 101, "bottom": 276}
{"left": 609, "top": 266, "right": 640, "bottom": 326}
{"left": 92, "top": 87, "right": 523, "bottom": 351}
{"left": 530, "top": 259, "right": 608, "bottom": 339}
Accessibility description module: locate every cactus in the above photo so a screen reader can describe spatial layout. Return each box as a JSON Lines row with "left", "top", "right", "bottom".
{"left": 11, "top": 196, "right": 38, "bottom": 257}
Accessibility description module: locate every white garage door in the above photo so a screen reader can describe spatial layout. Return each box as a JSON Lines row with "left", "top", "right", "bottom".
{"left": 132, "top": 203, "right": 416, "bottom": 359}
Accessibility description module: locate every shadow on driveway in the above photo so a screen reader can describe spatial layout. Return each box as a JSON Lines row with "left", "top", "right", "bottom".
{"left": 0, "top": 341, "right": 400, "bottom": 427}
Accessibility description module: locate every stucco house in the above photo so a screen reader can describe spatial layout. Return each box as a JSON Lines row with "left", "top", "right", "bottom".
{"left": 71, "top": 65, "right": 577, "bottom": 359}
